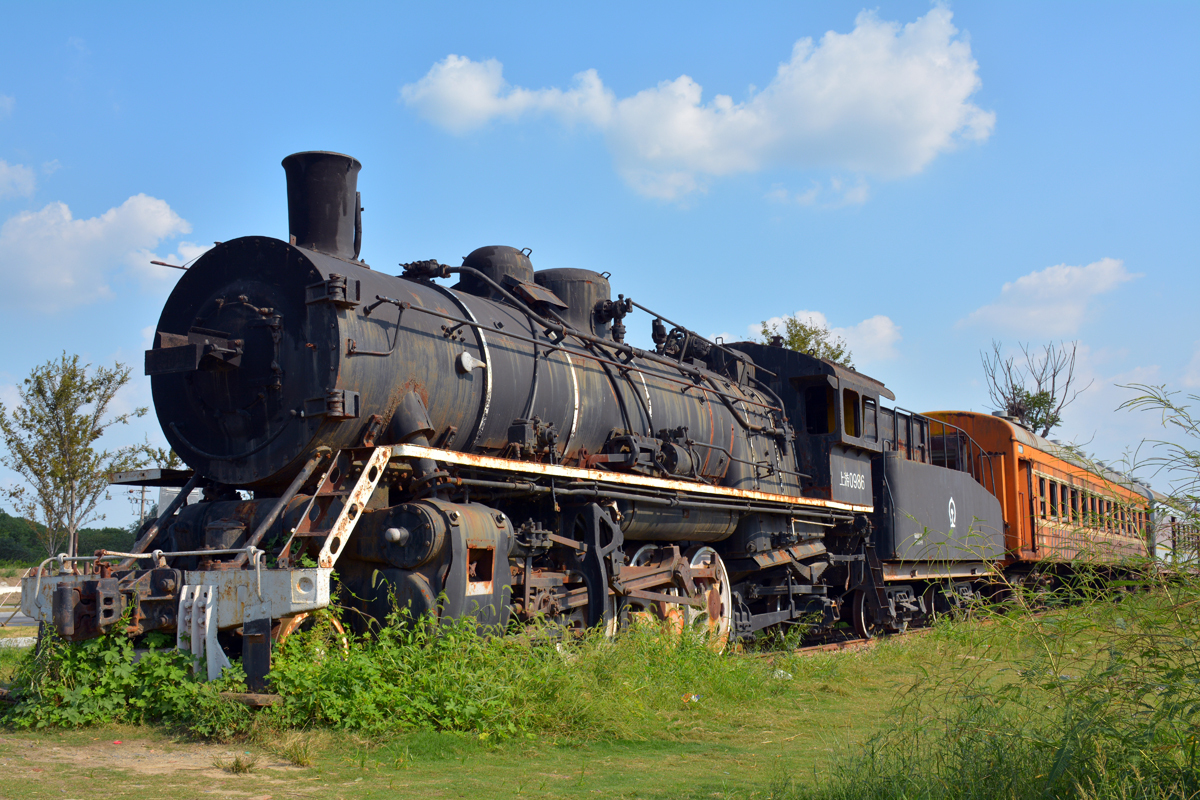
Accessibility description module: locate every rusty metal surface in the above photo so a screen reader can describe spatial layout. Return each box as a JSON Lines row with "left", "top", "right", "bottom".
{"left": 23, "top": 567, "right": 333, "bottom": 631}
{"left": 389, "top": 443, "right": 872, "bottom": 512}
{"left": 315, "top": 447, "right": 390, "bottom": 568}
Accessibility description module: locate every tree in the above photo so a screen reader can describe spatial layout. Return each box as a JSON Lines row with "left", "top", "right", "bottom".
{"left": 759, "top": 315, "right": 853, "bottom": 367}
{"left": 0, "top": 353, "right": 148, "bottom": 557}
{"left": 981, "top": 340, "right": 1091, "bottom": 437}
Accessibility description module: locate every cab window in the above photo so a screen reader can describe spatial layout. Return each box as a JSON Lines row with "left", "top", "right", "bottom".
{"left": 804, "top": 386, "right": 835, "bottom": 435}
{"left": 843, "top": 390, "right": 861, "bottom": 437}
{"left": 863, "top": 398, "right": 877, "bottom": 442}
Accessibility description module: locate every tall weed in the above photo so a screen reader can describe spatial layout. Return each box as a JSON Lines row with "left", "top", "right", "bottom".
{"left": 794, "top": 567, "right": 1200, "bottom": 800}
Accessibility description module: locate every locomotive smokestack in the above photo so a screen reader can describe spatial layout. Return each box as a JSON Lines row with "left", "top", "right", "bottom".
{"left": 281, "top": 151, "right": 362, "bottom": 260}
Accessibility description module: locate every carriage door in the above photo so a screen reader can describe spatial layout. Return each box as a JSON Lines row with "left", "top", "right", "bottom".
{"left": 1020, "top": 458, "right": 1037, "bottom": 555}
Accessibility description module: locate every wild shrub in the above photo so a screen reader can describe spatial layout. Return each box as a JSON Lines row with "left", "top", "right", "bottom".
{"left": 265, "top": 607, "right": 529, "bottom": 738}
{"left": 1, "top": 628, "right": 252, "bottom": 740}
{"left": 264, "top": 606, "right": 788, "bottom": 741}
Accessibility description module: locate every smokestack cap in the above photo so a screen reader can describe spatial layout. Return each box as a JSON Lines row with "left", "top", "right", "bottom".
{"left": 282, "top": 151, "right": 362, "bottom": 261}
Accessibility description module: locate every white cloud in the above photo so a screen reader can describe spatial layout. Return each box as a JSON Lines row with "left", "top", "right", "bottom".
{"left": 768, "top": 176, "right": 869, "bottom": 207}
{"left": 757, "top": 309, "right": 902, "bottom": 365}
{"left": 0, "top": 381, "right": 19, "bottom": 410}
{"left": 0, "top": 194, "right": 191, "bottom": 311}
{"left": 401, "top": 57, "right": 613, "bottom": 135}
{"left": 960, "top": 258, "right": 1139, "bottom": 336}
{"left": 0, "top": 94, "right": 12, "bottom": 119}
{"left": 401, "top": 8, "right": 993, "bottom": 200}
{"left": 0, "top": 160, "right": 36, "bottom": 198}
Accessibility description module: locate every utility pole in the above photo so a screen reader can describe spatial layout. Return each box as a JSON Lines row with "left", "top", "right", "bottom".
{"left": 127, "top": 486, "right": 148, "bottom": 527}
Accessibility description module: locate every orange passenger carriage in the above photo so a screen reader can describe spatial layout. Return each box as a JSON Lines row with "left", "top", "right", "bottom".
{"left": 925, "top": 411, "right": 1154, "bottom": 577}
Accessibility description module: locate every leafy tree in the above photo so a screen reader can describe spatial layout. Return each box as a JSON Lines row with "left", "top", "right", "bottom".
{"left": 0, "top": 353, "right": 148, "bottom": 557}
{"left": 981, "top": 340, "right": 1091, "bottom": 437}
{"left": 759, "top": 315, "right": 853, "bottom": 367}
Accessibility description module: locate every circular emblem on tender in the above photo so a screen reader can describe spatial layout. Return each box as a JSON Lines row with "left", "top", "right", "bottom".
{"left": 948, "top": 497, "right": 957, "bottom": 529}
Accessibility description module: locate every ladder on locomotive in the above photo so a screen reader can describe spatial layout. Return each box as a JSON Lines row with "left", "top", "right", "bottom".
{"left": 278, "top": 446, "right": 390, "bottom": 569}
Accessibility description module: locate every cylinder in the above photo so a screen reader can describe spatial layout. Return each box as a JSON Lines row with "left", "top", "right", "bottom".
{"left": 281, "top": 151, "right": 362, "bottom": 260}
{"left": 534, "top": 268, "right": 611, "bottom": 335}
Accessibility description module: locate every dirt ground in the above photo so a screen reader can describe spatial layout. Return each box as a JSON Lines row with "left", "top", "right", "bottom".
{"left": 0, "top": 733, "right": 325, "bottom": 800}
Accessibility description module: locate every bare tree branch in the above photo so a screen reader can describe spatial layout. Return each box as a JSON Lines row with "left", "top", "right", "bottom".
{"left": 980, "top": 340, "right": 1092, "bottom": 437}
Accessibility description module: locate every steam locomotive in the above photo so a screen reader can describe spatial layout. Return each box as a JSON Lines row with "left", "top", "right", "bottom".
{"left": 22, "top": 152, "right": 1034, "bottom": 688}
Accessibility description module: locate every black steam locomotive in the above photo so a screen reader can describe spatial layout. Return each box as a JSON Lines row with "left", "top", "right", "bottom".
{"left": 26, "top": 152, "right": 1003, "bottom": 687}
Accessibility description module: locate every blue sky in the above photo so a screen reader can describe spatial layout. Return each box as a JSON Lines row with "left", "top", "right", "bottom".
{"left": 1, "top": 2, "right": 1197, "bottom": 527}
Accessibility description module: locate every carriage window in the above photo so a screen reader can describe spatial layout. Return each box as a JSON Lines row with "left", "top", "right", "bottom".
{"left": 863, "top": 398, "right": 878, "bottom": 442}
{"left": 1049, "top": 482, "right": 1059, "bottom": 520}
{"left": 843, "top": 390, "right": 861, "bottom": 437}
{"left": 804, "top": 386, "right": 835, "bottom": 435}
{"left": 1038, "top": 478, "right": 1047, "bottom": 518}
{"left": 1070, "top": 489, "right": 1079, "bottom": 523}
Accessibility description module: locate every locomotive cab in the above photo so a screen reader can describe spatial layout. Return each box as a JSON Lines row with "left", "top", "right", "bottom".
{"left": 721, "top": 341, "right": 887, "bottom": 507}
{"left": 725, "top": 340, "right": 1006, "bottom": 635}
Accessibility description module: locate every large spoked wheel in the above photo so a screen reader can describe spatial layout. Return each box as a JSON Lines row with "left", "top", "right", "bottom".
{"left": 684, "top": 546, "right": 732, "bottom": 651}
{"left": 621, "top": 545, "right": 687, "bottom": 635}
{"left": 852, "top": 589, "right": 886, "bottom": 639}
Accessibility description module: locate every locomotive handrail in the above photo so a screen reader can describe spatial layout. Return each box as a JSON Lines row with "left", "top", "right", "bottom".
{"left": 893, "top": 407, "right": 998, "bottom": 497}
{"left": 34, "top": 546, "right": 270, "bottom": 607}
{"left": 349, "top": 296, "right": 406, "bottom": 356}
{"left": 684, "top": 438, "right": 811, "bottom": 480}
{"left": 626, "top": 299, "right": 778, "bottom": 378}
{"left": 701, "top": 374, "right": 787, "bottom": 436}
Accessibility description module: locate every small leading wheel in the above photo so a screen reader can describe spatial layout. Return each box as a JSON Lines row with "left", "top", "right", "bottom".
{"left": 852, "top": 588, "right": 886, "bottom": 639}
{"left": 684, "top": 546, "right": 732, "bottom": 651}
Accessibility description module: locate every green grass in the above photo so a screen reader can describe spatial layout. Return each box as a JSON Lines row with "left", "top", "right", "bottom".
{"left": 1, "top": 569, "right": 1197, "bottom": 799}
{"left": 782, "top": 569, "right": 1200, "bottom": 800}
